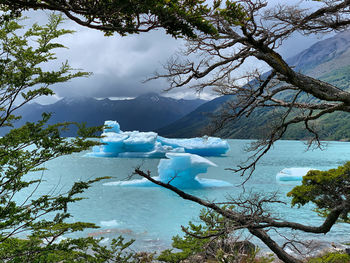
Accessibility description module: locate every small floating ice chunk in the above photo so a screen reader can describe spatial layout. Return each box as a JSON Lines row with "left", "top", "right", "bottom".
{"left": 104, "top": 153, "right": 232, "bottom": 189}
{"left": 104, "top": 177, "right": 154, "bottom": 187}
{"left": 99, "top": 238, "right": 110, "bottom": 244}
{"left": 100, "top": 219, "right": 119, "bottom": 227}
{"left": 276, "top": 168, "right": 314, "bottom": 181}
{"left": 87, "top": 120, "right": 229, "bottom": 158}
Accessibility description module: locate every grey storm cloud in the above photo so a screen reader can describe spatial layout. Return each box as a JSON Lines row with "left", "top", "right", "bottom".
{"left": 50, "top": 20, "right": 184, "bottom": 99}
{"left": 24, "top": 0, "right": 330, "bottom": 103}
{"left": 24, "top": 10, "right": 186, "bottom": 102}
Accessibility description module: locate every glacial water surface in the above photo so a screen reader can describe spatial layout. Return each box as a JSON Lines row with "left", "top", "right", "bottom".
{"left": 25, "top": 139, "right": 350, "bottom": 251}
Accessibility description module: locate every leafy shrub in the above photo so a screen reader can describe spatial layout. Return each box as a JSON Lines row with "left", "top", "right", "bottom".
{"left": 307, "top": 252, "right": 350, "bottom": 263}
{"left": 157, "top": 208, "right": 272, "bottom": 263}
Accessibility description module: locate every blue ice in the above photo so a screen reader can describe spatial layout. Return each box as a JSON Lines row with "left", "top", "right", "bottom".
{"left": 86, "top": 120, "right": 230, "bottom": 158}
{"left": 276, "top": 167, "right": 314, "bottom": 181}
{"left": 157, "top": 136, "right": 230, "bottom": 156}
{"left": 104, "top": 152, "right": 232, "bottom": 189}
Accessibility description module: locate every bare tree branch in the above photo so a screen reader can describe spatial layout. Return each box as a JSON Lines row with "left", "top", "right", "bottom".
{"left": 134, "top": 168, "right": 348, "bottom": 263}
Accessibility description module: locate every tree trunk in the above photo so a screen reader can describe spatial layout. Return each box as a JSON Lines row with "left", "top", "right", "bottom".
{"left": 249, "top": 228, "right": 302, "bottom": 263}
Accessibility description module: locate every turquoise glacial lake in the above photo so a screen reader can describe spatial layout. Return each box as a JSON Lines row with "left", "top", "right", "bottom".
{"left": 26, "top": 139, "right": 350, "bottom": 251}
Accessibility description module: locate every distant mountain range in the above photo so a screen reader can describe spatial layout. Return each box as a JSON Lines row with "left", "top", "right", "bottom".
{"left": 8, "top": 93, "right": 204, "bottom": 136}
{"left": 8, "top": 31, "right": 350, "bottom": 140}
{"left": 158, "top": 30, "right": 350, "bottom": 140}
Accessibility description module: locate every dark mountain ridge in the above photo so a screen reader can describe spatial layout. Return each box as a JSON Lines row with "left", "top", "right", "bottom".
{"left": 287, "top": 31, "right": 350, "bottom": 73}
{"left": 9, "top": 93, "right": 205, "bottom": 136}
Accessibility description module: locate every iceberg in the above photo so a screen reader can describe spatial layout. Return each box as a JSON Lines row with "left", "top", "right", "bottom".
{"left": 87, "top": 120, "right": 230, "bottom": 158}
{"left": 103, "top": 120, "right": 121, "bottom": 133}
{"left": 157, "top": 136, "right": 229, "bottom": 156}
{"left": 104, "top": 152, "right": 232, "bottom": 189}
{"left": 276, "top": 167, "right": 314, "bottom": 181}
{"left": 100, "top": 219, "right": 119, "bottom": 227}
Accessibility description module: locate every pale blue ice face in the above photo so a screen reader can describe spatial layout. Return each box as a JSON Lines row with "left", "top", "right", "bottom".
{"left": 103, "top": 120, "right": 121, "bottom": 133}
{"left": 87, "top": 120, "right": 230, "bottom": 158}
{"left": 157, "top": 153, "right": 221, "bottom": 188}
{"left": 104, "top": 152, "right": 232, "bottom": 189}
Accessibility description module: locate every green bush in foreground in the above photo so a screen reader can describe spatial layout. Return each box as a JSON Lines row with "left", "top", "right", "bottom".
{"left": 158, "top": 208, "right": 232, "bottom": 262}
{"left": 307, "top": 252, "right": 350, "bottom": 263}
{"left": 0, "top": 9, "right": 141, "bottom": 262}
{"left": 158, "top": 208, "right": 274, "bottom": 263}
{"left": 288, "top": 162, "right": 350, "bottom": 222}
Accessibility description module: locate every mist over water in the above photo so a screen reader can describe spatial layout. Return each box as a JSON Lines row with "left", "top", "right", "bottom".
{"left": 26, "top": 140, "right": 350, "bottom": 251}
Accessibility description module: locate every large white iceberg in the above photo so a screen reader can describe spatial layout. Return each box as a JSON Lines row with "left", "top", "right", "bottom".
{"left": 104, "top": 152, "right": 232, "bottom": 189}
{"left": 87, "top": 120, "right": 230, "bottom": 158}
{"left": 276, "top": 167, "right": 314, "bottom": 181}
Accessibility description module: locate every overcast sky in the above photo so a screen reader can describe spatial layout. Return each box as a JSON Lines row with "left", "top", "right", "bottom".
{"left": 24, "top": 0, "right": 331, "bottom": 104}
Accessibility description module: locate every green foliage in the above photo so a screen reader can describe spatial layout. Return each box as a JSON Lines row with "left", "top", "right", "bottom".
{"left": 0, "top": 10, "right": 141, "bottom": 262}
{"left": 158, "top": 207, "right": 264, "bottom": 263}
{"left": 149, "top": 0, "right": 217, "bottom": 38}
{"left": 319, "top": 65, "right": 350, "bottom": 89}
{"left": 287, "top": 162, "right": 350, "bottom": 221}
{"left": 0, "top": 235, "right": 138, "bottom": 262}
{"left": 0, "top": 13, "right": 89, "bottom": 129}
{"left": 307, "top": 252, "right": 350, "bottom": 263}
{"left": 213, "top": 0, "right": 246, "bottom": 26}
{"left": 157, "top": 223, "right": 209, "bottom": 263}
{"left": 158, "top": 208, "right": 231, "bottom": 262}
{"left": 3, "top": 0, "right": 220, "bottom": 38}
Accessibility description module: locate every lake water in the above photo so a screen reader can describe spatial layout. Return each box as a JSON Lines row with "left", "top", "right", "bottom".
{"left": 26, "top": 139, "right": 350, "bottom": 251}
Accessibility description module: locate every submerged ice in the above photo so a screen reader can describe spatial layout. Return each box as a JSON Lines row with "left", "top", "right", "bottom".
{"left": 104, "top": 152, "right": 232, "bottom": 189}
{"left": 87, "top": 120, "right": 230, "bottom": 158}
{"left": 276, "top": 167, "right": 314, "bottom": 181}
